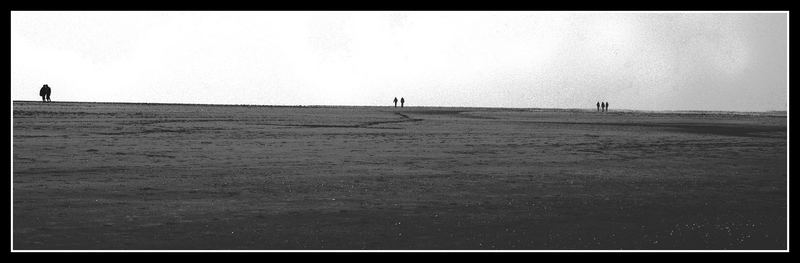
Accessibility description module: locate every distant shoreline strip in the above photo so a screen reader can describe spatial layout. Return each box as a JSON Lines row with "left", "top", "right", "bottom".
{"left": 10, "top": 100, "right": 787, "bottom": 116}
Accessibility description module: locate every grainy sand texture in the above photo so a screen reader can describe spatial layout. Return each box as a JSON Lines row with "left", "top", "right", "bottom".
{"left": 12, "top": 101, "right": 787, "bottom": 250}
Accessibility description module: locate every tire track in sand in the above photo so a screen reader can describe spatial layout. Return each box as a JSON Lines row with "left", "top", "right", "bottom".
{"left": 269, "top": 112, "right": 423, "bottom": 129}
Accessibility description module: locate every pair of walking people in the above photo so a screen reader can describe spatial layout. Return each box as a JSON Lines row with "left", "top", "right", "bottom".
{"left": 393, "top": 97, "right": 405, "bottom": 108}
{"left": 39, "top": 84, "right": 52, "bottom": 102}
{"left": 596, "top": 101, "right": 609, "bottom": 112}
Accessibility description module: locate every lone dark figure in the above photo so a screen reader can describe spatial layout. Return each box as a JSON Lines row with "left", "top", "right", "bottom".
{"left": 394, "top": 97, "right": 398, "bottom": 108}
{"left": 39, "top": 84, "right": 51, "bottom": 103}
{"left": 596, "top": 101, "right": 600, "bottom": 112}
{"left": 605, "top": 102, "right": 609, "bottom": 112}
{"left": 400, "top": 97, "right": 405, "bottom": 108}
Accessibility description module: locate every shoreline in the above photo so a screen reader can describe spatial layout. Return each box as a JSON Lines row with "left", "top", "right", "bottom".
{"left": 11, "top": 100, "right": 788, "bottom": 117}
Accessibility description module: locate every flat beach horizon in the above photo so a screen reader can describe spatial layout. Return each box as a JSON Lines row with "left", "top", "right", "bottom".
{"left": 11, "top": 100, "right": 787, "bottom": 116}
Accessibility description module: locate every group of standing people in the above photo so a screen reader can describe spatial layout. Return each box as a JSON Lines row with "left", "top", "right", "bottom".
{"left": 596, "top": 101, "right": 609, "bottom": 112}
{"left": 393, "top": 97, "right": 405, "bottom": 108}
{"left": 39, "top": 84, "right": 52, "bottom": 103}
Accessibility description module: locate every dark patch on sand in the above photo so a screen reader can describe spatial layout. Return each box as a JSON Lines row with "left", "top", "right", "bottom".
{"left": 656, "top": 123, "right": 785, "bottom": 138}
{"left": 521, "top": 121, "right": 785, "bottom": 138}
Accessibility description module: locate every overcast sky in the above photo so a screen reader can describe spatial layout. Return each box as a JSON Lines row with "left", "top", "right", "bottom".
{"left": 11, "top": 11, "right": 788, "bottom": 111}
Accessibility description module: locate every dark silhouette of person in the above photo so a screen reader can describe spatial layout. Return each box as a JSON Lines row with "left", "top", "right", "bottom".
{"left": 601, "top": 102, "right": 605, "bottom": 112}
{"left": 605, "top": 102, "right": 609, "bottom": 112}
{"left": 394, "top": 97, "right": 398, "bottom": 107}
{"left": 596, "top": 101, "right": 600, "bottom": 112}
{"left": 39, "top": 84, "right": 51, "bottom": 103}
{"left": 400, "top": 97, "right": 405, "bottom": 108}
{"left": 39, "top": 86, "right": 45, "bottom": 102}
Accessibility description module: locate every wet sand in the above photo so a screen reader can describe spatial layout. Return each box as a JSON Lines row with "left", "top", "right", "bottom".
{"left": 12, "top": 101, "right": 787, "bottom": 250}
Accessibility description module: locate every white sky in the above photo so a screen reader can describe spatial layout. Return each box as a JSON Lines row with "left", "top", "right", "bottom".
{"left": 10, "top": 11, "right": 788, "bottom": 111}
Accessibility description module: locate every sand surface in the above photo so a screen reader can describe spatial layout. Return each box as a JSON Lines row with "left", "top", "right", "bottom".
{"left": 12, "top": 101, "right": 787, "bottom": 250}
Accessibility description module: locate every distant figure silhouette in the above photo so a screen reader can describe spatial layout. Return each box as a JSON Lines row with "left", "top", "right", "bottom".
{"left": 39, "top": 84, "right": 51, "bottom": 103}
{"left": 605, "top": 102, "right": 609, "bottom": 112}
{"left": 400, "top": 97, "right": 405, "bottom": 108}
{"left": 596, "top": 102, "right": 600, "bottom": 112}
{"left": 601, "top": 102, "right": 605, "bottom": 112}
{"left": 394, "top": 97, "right": 398, "bottom": 108}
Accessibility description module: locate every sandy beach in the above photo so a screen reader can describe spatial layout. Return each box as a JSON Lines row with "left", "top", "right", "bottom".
{"left": 12, "top": 101, "right": 787, "bottom": 250}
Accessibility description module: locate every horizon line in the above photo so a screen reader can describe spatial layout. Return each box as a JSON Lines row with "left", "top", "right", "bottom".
{"left": 11, "top": 100, "right": 788, "bottom": 114}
